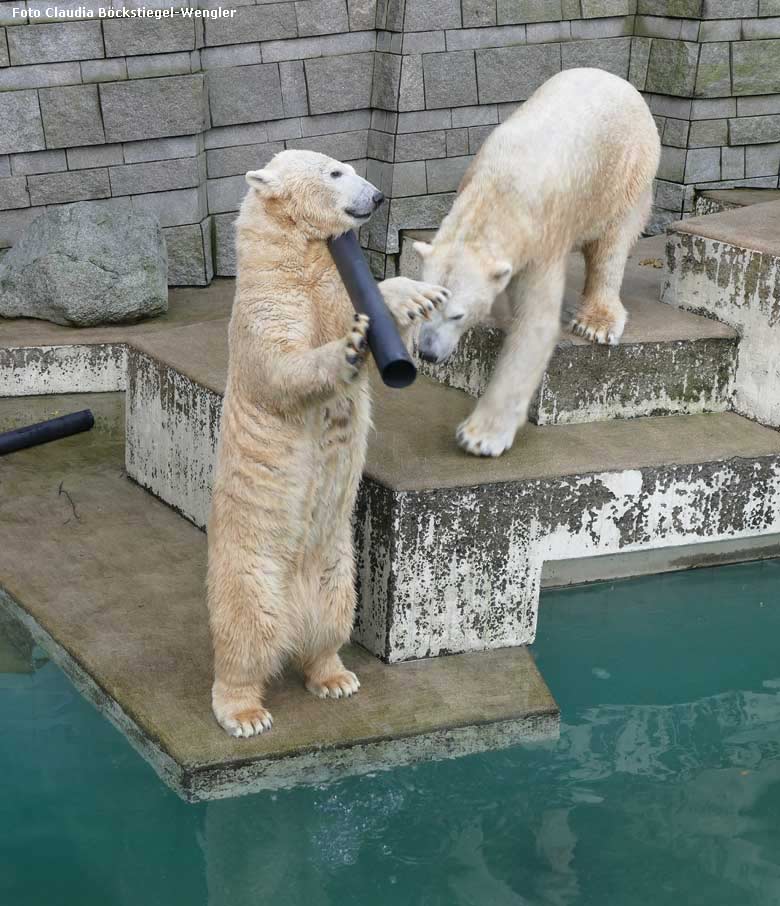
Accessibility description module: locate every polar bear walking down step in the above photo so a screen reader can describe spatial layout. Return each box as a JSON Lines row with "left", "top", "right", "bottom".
{"left": 207, "top": 151, "right": 448, "bottom": 738}
{"left": 415, "top": 68, "right": 661, "bottom": 457}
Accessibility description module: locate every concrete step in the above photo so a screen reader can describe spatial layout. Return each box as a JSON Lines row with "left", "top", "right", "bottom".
{"left": 399, "top": 233, "right": 738, "bottom": 425}
{"left": 662, "top": 199, "right": 780, "bottom": 430}
{"left": 694, "top": 188, "right": 780, "bottom": 217}
{"left": 0, "top": 392, "right": 558, "bottom": 802}
{"left": 125, "top": 319, "right": 780, "bottom": 663}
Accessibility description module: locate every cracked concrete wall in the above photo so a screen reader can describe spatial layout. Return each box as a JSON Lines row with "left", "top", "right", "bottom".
{"left": 2, "top": 2, "right": 780, "bottom": 282}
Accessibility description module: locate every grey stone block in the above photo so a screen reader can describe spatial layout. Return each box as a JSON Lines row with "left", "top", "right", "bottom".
{"left": 689, "top": 118, "right": 728, "bottom": 147}
{"left": 391, "top": 161, "right": 426, "bottom": 196}
{"left": 562, "top": 37, "right": 631, "bottom": 77}
{"left": 698, "top": 19, "right": 741, "bottom": 42}
{"left": 684, "top": 147, "right": 721, "bottom": 182}
{"left": 0, "top": 201, "right": 167, "bottom": 324}
{"left": 126, "top": 52, "right": 193, "bottom": 80}
{"left": 637, "top": 0, "right": 701, "bottom": 13}
{"left": 206, "top": 141, "right": 284, "bottom": 178}
{"left": 0, "top": 177, "right": 29, "bottom": 211}
{"left": 280, "top": 60, "right": 309, "bottom": 117}
{"left": 654, "top": 178, "right": 685, "bottom": 211}
{"left": 497, "top": 0, "right": 562, "bottom": 24}
{"left": 468, "top": 124, "right": 495, "bottom": 152}
{"left": 296, "top": 0, "right": 350, "bottom": 35}
{"left": 445, "top": 25, "right": 526, "bottom": 51}
{"left": 81, "top": 58, "right": 128, "bottom": 83}
{"left": 658, "top": 145, "right": 686, "bottom": 181}
{"left": 205, "top": 3, "right": 297, "bottom": 46}
{"left": 27, "top": 168, "right": 110, "bottom": 206}
{"left": 0, "top": 91, "right": 46, "bottom": 154}
{"left": 581, "top": 0, "right": 632, "bottom": 14}
{"left": 0, "top": 61, "right": 82, "bottom": 91}
{"left": 663, "top": 117, "right": 689, "bottom": 147}
{"left": 387, "top": 191, "right": 455, "bottom": 252}
{"left": 124, "top": 135, "right": 201, "bottom": 164}
{"left": 103, "top": 17, "right": 195, "bottom": 58}
{"left": 729, "top": 114, "right": 780, "bottom": 145}
{"left": 131, "top": 186, "right": 207, "bottom": 227}
{"left": 101, "top": 75, "right": 207, "bottom": 143}
{"left": 164, "top": 221, "right": 210, "bottom": 285}
{"left": 370, "top": 127, "right": 395, "bottom": 159}
{"left": 745, "top": 142, "right": 780, "bottom": 176}
{"left": 721, "top": 145, "right": 745, "bottom": 179}
{"left": 446, "top": 128, "right": 469, "bottom": 156}
{"left": 0, "top": 158, "right": 8, "bottom": 179}
{"left": 404, "top": 31, "right": 446, "bottom": 53}
{"left": 394, "top": 130, "right": 444, "bottom": 161}
{"left": 67, "top": 144, "right": 123, "bottom": 170}
{"left": 405, "top": 0, "right": 461, "bottom": 29}
{"left": 498, "top": 100, "right": 522, "bottom": 120}
{"left": 737, "top": 94, "right": 780, "bottom": 117}
{"left": 695, "top": 42, "right": 731, "bottom": 98}
{"left": 562, "top": 0, "right": 581, "bottom": 15}
{"left": 426, "top": 154, "right": 472, "bottom": 192}
{"left": 267, "top": 118, "right": 303, "bottom": 141}
{"left": 451, "top": 104, "right": 498, "bottom": 127}
{"left": 732, "top": 40, "right": 780, "bottom": 96}
{"left": 262, "top": 30, "right": 375, "bottom": 63}
{"left": 527, "top": 20, "right": 571, "bottom": 42}
{"left": 10, "top": 149, "right": 66, "bottom": 176}
{"left": 646, "top": 39, "right": 698, "bottom": 96}
{"left": 7, "top": 20, "right": 103, "bottom": 65}
{"left": 462, "top": 0, "right": 497, "bottom": 26}
{"left": 635, "top": 15, "right": 684, "bottom": 40}
{"left": 207, "top": 64, "right": 283, "bottom": 127}
{"left": 423, "top": 50, "right": 478, "bottom": 109}
{"left": 200, "top": 43, "right": 261, "bottom": 70}
{"left": 397, "top": 109, "right": 452, "bottom": 132}
{"left": 399, "top": 55, "right": 424, "bottom": 111}
{"left": 213, "top": 211, "right": 236, "bottom": 276}
{"left": 347, "top": 0, "right": 377, "bottom": 30}
{"left": 647, "top": 92, "right": 692, "bottom": 118}
{"left": 109, "top": 156, "right": 202, "bottom": 196}
{"left": 39, "top": 85, "right": 104, "bottom": 149}
{"left": 287, "top": 130, "right": 368, "bottom": 159}
{"left": 691, "top": 97, "right": 736, "bottom": 119}
{"left": 0, "top": 207, "right": 39, "bottom": 249}
{"left": 302, "top": 110, "right": 371, "bottom": 136}
{"left": 204, "top": 123, "right": 269, "bottom": 151}
{"left": 304, "top": 52, "right": 374, "bottom": 114}
{"left": 628, "top": 37, "right": 651, "bottom": 90}
{"left": 570, "top": 15, "right": 633, "bottom": 38}
{"left": 702, "top": 0, "right": 757, "bottom": 16}
{"left": 372, "top": 51, "right": 402, "bottom": 109}
{"left": 476, "top": 44, "right": 560, "bottom": 104}
{"left": 760, "top": 0, "right": 780, "bottom": 13}
{"left": 206, "top": 175, "right": 245, "bottom": 214}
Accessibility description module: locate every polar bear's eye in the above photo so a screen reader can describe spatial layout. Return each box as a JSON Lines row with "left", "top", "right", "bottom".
{"left": 330, "top": 169, "right": 343, "bottom": 179}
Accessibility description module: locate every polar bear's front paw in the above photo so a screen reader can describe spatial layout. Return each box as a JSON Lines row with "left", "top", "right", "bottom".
{"left": 306, "top": 670, "right": 360, "bottom": 700}
{"left": 456, "top": 412, "right": 517, "bottom": 458}
{"left": 340, "top": 313, "right": 370, "bottom": 383}
{"left": 570, "top": 299, "right": 627, "bottom": 346}
{"left": 380, "top": 276, "right": 450, "bottom": 325}
{"left": 215, "top": 705, "right": 274, "bottom": 738}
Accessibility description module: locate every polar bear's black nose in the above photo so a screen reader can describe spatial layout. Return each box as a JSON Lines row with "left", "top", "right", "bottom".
{"left": 372, "top": 191, "right": 385, "bottom": 208}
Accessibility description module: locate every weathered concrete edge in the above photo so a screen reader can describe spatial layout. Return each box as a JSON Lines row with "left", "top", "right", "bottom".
{"left": 185, "top": 710, "right": 560, "bottom": 802}
{"left": 0, "top": 343, "right": 127, "bottom": 396}
{"left": 0, "top": 586, "right": 188, "bottom": 800}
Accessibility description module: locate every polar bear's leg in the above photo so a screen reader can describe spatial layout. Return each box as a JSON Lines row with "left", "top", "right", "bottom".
{"left": 299, "top": 532, "right": 360, "bottom": 700}
{"left": 457, "top": 260, "right": 566, "bottom": 457}
{"left": 571, "top": 189, "right": 652, "bottom": 345}
{"left": 209, "top": 560, "right": 287, "bottom": 737}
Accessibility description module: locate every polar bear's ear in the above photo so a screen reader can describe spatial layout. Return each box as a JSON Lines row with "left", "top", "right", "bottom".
{"left": 245, "top": 169, "right": 282, "bottom": 197}
{"left": 490, "top": 261, "right": 513, "bottom": 291}
{"left": 413, "top": 240, "right": 433, "bottom": 259}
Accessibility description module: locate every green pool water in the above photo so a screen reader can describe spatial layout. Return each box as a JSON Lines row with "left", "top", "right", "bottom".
{"left": 2, "top": 558, "right": 780, "bottom": 906}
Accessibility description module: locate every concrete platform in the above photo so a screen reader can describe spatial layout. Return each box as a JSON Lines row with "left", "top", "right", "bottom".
{"left": 399, "top": 234, "right": 738, "bottom": 424}
{"left": 0, "top": 393, "right": 558, "bottom": 801}
{"left": 125, "top": 323, "right": 780, "bottom": 661}
{"left": 662, "top": 200, "right": 780, "bottom": 429}
{"left": 0, "top": 280, "right": 233, "bottom": 397}
{"left": 694, "top": 188, "right": 780, "bottom": 217}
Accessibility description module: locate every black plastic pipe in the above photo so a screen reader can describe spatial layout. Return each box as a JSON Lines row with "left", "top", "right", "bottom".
{"left": 0, "top": 409, "right": 94, "bottom": 456}
{"left": 328, "top": 231, "right": 417, "bottom": 389}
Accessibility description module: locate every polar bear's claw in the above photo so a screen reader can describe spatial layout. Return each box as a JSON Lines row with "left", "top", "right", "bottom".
{"left": 218, "top": 708, "right": 274, "bottom": 738}
{"left": 456, "top": 415, "right": 516, "bottom": 458}
{"left": 306, "top": 670, "right": 360, "bottom": 700}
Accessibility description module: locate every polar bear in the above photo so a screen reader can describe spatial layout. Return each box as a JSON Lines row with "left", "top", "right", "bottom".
{"left": 415, "top": 68, "right": 661, "bottom": 457}
{"left": 207, "top": 150, "right": 448, "bottom": 737}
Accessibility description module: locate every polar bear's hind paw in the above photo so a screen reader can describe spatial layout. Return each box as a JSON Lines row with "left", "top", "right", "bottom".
{"left": 456, "top": 414, "right": 516, "bottom": 458}
{"left": 218, "top": 707, "right": 274, "bottom": 738}
{"left": 306, "top": 670, "right": 360, "bottom": 700}
{"left": 570, "top": 301, "right": 626, "bottom": 346}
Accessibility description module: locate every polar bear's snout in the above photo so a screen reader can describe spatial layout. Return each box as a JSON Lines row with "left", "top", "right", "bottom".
{"left": 418, "top": 318, "right": 459, "bottom": 364}
{"left": 344, "top": 180, "right": 384, "bottom": 220}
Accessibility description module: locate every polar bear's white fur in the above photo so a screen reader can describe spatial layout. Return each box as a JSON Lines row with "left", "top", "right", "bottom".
{"left": 207, "top": 150, "right": 448, "bottom": 737}
{"left": 415, "top": 68, "right": 661, "bottom": 457}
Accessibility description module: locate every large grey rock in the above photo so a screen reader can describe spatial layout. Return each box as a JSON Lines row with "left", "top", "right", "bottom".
{"left": 0, "top": 203, "right": 167, "bottom": 327}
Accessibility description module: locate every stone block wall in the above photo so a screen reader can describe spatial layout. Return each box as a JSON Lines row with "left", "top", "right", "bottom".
{"left": 1, "top": 1, "right": 779, "bottom": 284}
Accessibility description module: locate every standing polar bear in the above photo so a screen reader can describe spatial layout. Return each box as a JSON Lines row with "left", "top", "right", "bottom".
{"left": 207, "top": 150, "right": 448, "bottom": 737}
{"left": 416, "top": 68, "right": 661, "bottom": 457}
